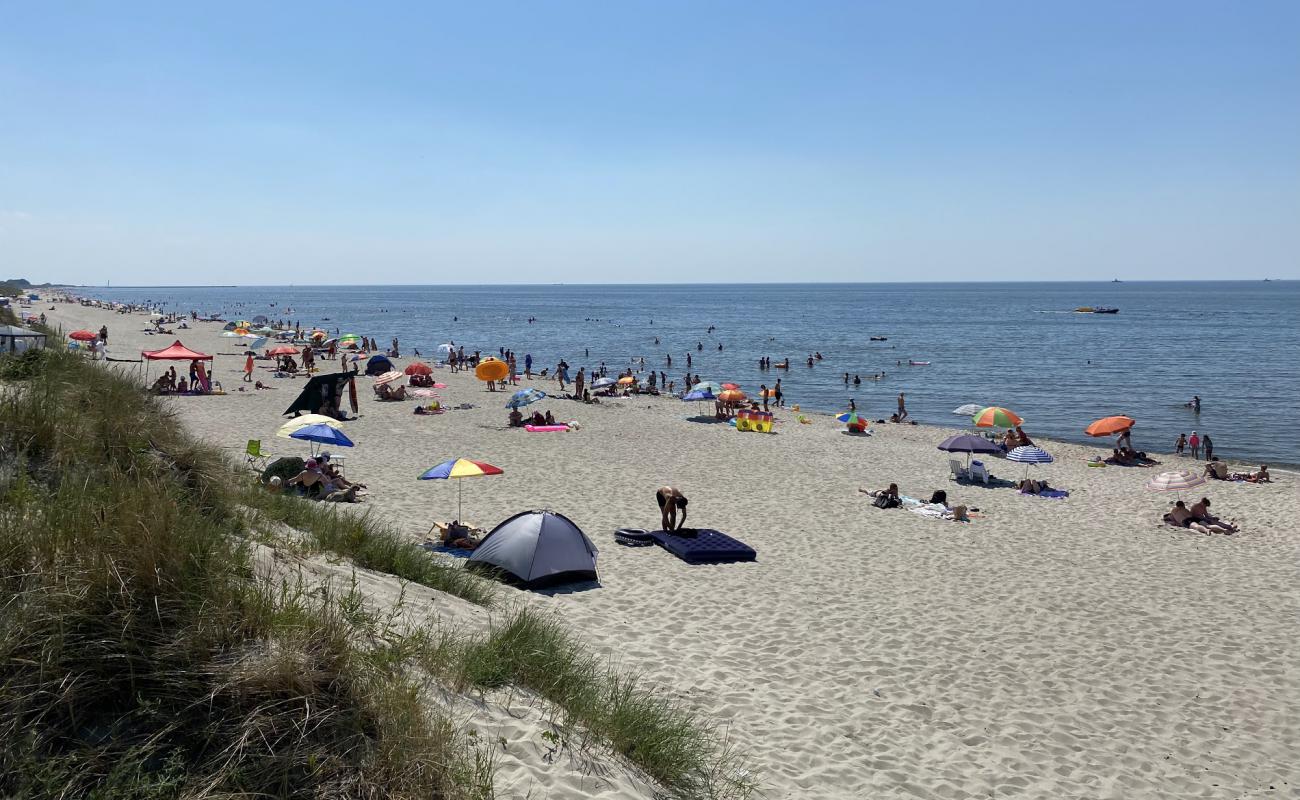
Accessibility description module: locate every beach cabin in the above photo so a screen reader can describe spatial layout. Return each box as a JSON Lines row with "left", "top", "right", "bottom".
{"left": 0, "top": 324, "right": 47, "bottom": 355}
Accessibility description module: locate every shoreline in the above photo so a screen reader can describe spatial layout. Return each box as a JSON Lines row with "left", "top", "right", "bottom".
{"left": 28, "top": 293, "right": 1300, "bottom": 800}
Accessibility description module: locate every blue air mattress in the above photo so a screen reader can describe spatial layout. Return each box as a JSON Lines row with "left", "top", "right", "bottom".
{"left": 649, "top": 529, "right": 756, "bottom": 564}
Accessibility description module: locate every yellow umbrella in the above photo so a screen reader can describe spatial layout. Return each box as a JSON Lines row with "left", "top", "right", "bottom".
{"left": 475, "top": 358, "right": 509, "bottom": 381}
{"left": 277, "top": 414, "right": 344, "bottom": 439}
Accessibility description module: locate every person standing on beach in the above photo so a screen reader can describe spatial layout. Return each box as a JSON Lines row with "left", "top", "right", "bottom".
{"left": 556, "top": 359, "right": 570, "bottom": 391}
{"left": 99, "top": 324, "right": 108, "bottom": 344}
{"left": 897, "top": 392, "right": 908, "bottom": 421}
{"left": 244, "top": 352, "right": 254, "bottom": 382}
{"left": 1175, "top": 433, "right": 1186, "bottom": 455}
{"left": 1189, "top": 431, "right": 1200, "bottom": 459}
{"left": 1203, "top": 433, "right": 1214, "bottom": 461}
{"left": 774, "top": 379, "right": 784, "bottom": 407}
{"left": 656, "top": 486, "right": 689, "bottom": 531}
{"left": 760, "top": 384, "right": 769, "bottom": 411}
{"left": 524, "top": 353, "right": 532, "bottom": 378}
{"left": 574, "top": 368, "right": 585, "bottom": 399}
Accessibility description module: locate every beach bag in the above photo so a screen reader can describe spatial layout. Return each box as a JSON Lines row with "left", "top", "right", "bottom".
{"left": 873, "top": 494, "right": 899, "bottom": 509}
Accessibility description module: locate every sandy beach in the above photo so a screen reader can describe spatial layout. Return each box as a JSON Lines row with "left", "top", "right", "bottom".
{"left": 38, "top": 299, "right": 1300, "bottom": 799}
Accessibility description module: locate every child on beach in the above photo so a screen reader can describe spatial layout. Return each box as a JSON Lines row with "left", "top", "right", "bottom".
{"left": 1175, "top": 433, "right": 1186, "bottom": 455}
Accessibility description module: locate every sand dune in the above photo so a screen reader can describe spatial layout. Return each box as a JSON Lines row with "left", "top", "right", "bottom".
{"left": 39, "top": 300, "right": 1300, "bottom": 799}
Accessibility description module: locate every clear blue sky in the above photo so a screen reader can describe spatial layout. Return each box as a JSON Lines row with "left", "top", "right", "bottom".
{"left": 2, "top": 2, "right": 1297, "bottom": 285}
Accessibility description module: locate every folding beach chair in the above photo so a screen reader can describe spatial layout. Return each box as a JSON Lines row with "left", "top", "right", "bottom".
{"left": 949, "top": 459, "right": 970, "bottom": 481}
{"left": 245, "top": 439, "right": 271, "bottom": 470}
{"left": 970, "top": 460, "right": 991, "bottom": 485}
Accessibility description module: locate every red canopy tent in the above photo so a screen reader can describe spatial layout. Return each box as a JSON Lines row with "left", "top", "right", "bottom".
{"left": 142, "top": 340, "right": 212, "bottom": 361}
{"left": 141, "top": 340, "right": 216, "bottom": 392}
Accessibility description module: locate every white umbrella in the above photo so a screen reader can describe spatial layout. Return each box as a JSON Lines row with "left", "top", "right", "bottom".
{"left": 953, "top": 404, "right": 983, "bottom": 416}
{"left": 1145, "top": 469, "right": 1208, "bottom": 502}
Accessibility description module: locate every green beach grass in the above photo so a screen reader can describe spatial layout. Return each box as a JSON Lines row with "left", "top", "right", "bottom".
{"left": 0, "top": 330, "right": 755, "bottom": 799}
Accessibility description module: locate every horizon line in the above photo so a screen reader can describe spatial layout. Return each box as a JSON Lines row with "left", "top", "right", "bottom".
{"left": 60, "top": 278, "right": 1297, "bottom": 290}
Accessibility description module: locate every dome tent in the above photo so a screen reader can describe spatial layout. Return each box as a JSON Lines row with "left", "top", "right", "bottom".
{"left": 467, "top": 510, "right": 598, "bottom": 589}
{"left": 365, "top": 354, "right": 393, "bottom": 376}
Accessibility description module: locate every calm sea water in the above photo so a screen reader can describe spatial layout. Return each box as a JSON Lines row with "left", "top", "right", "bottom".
{"left": 80, "top": 282, "right": 1300, "bottom": 466}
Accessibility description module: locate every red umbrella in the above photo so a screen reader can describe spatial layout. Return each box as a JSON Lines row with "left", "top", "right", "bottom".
{"left": 69, "top": 330, "right": 98, "bottom": 341}
{"left": 404, "top": 362, "right": 433, "bottom": 376}
{"left": 721, "top": 382, "right": 740, "bottom": 390}
{"left": 267, "top": 345, "right": 298, "bottom": 356}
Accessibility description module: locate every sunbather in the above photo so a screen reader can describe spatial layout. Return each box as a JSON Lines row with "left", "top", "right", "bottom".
{"left": 1190, "top": 497, "right": 1238, "bottom": 533}
{"left": 867, "top": 483, "right": 902, "bottom": 508}
{"left": 442, "top": 520, "right": 481, "bottom": 549}
{"left": 1163, "top": 501, "right": 1216, "bottom": 534}
{"left": 1017, "top": 478, "right": 1054, "bottom": 494}
{"left": 1203, "top": 458, "right": 1229, "bottom": 480}
{"left": 1232, "top": 464, "right": 1270, "bottom": 483}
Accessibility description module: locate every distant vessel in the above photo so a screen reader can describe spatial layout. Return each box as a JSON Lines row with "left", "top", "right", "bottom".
{"left": 1112, "top": 279, "right": 1122, "bottom": 283}
{"left": 1075, "top": 307, "right": 1119, "bottom": 314}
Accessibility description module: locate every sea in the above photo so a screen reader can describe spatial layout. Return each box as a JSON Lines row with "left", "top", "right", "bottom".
{"left": 78, "top": 282, "right": 1300, "bottom": 467}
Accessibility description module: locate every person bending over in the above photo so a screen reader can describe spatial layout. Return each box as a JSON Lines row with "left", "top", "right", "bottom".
{"left": 656, "top": 486, "right": 688, "bottom": 531}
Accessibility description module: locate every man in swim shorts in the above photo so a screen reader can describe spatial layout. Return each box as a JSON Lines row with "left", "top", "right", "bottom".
{"left": 897, "top": 392, "right": 908, "bottom": 421}
{"left": 656, "top": 486, "right": 688, "bottom": 531}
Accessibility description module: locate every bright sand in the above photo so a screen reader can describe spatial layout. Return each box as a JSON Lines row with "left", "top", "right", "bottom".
{"left": 39, "top": 301, "right": 1300, "bottom": 799}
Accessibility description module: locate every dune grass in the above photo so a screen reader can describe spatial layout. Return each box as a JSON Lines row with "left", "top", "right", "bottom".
{"left": 0, "top": 346, "right": 493, "bottom": 798}
{"left": 0, "top": 336, "right": 755, "bottom": 800}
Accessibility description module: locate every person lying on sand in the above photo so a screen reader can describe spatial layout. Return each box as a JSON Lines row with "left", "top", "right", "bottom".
{"left": 287, "top": 460, "right": 360, "bottom": 503}
{"left": 1017, "top": 478, "right": 1055, "bottom": 494}
{"left": 1190, "top": 497, "right": 1238, "bottom": 533}
{"left": 1163, "top": 501, "right": 1216, "bottom": 535}
{"left": 1231, "top": 464, "right": 1270, "bottom": 483}
{"left": 864, "top": 483, "right": 902, "bottom": 508}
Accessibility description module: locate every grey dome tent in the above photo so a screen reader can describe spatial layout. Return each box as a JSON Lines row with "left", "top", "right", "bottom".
{"left": 467, "top": 510, "right": 598, "bottom": 589}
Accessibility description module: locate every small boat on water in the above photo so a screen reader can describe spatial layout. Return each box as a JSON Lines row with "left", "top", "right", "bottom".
{"left": 870, "top": 336, "right": 888, "bottom": 341}
{"left": 1075, "top": 307, "right": 1119, "bottom": 314}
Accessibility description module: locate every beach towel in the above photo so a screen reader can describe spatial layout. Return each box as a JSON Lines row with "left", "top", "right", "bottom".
{"left": 649, "top": 529, "right": 756, "bottom": 564}
{"left": 421, "top": 542, "right": 474, "bottom": 559}
{"left": 1021, "top": 489, "right": 1070, "bottom": 499}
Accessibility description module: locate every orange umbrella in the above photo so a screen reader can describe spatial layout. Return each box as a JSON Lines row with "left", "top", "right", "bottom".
{"left": 475, "top": 358, "right": 509, "bottom": 382}
{"left": 1085, "top": 416, "right": 1135, "bottom": 437}
{"left": 617, "top": 376, "right": 636, "bottom": 385}
{"left": 69, "top": 330, "right": 98, "bottom": 341}
{"left": 718, "top": 389, "right": 747, "bottom": 403}
{"left": 404, "top": 362, "right": 433, "bottom": 376}
{"left": 267, "top": 345, "right": 297, "bottom": 356}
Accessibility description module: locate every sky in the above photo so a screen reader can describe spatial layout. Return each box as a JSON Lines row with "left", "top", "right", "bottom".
{"left": 1, "top": 1, "right": 1297, "bottom": 285}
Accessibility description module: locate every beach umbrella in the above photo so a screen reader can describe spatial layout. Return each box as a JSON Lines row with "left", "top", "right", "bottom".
{"left": 437, "top": 343, "right": 454, "bottom": 353}
{"left": 267, "top": 345, "right": 298, "bottom": 356}
{"left": 220, "top": 331, "right": 243, "bottom": 338}
{"left": 248, "top": 336, "right": 269, "bottom": 351}
{"left": 404, "top": 362, "right": 433, "bottom": 376}
{"left": 310, "top": 330, "right": 327, "bottom": 341}
{"left": 837, "top": 411, "right": 868, "bottom": 431}
{"left": 1145, "top": 469, "right": 1207, "bottom": 501}
{"left": 617, "top": 376, "right": 636, "bottom": 386}
{"left": 721, "top": 382, "right": 740, "bottom": 390}
{"left": 681, "top": 388, "right": 715, "bottom": 401}
{"left": 591, "top": 376, "right": 616, "bottom": 389}
{"left": 1085, "top": 416, "right": 1135, "bottom": 437}
{"left": 972, "top": 406, "right": 1023, "bottom": 428}
{"left": 68, "top": 330, "right": 97, "bottom": 341}
{"left": 717, "top": 389, "right": 746, "bottom": 403}
{"left": 937, "top": 433, "right": 1003, "bottom": 466}
{"left": 289, "top": 423, "right": 355, "bottom": 455}
{"left": 691, "top": 381, "right": 723, "bottom": 394}
{"left": 233, "top": 328, "right": 250, "bottom": 336}
{"left": 475, "top": 358, "right": 509, "bottom": 382}
{"left": 418, "top": 458, "right": 504, "bottom": 522}
{"left": 373, "top": 370, "right": 404, "bottom": 386}
{"left": 233, "top": 320, "right": 252, "bottom": 329}
{"left": 277, "top": 414, "right": 343, "bottom": 439}
{"left": 252, "top": 315, "right": 268, "bottom": 325}
{"left": 506, "top": 388, "right": 546, "bottom": 408}
{"left": 953, "top": 404, "right": 983, "bottom": 416}
{"left": 1007, "top": 445, "right": 1053, "bottom": 478}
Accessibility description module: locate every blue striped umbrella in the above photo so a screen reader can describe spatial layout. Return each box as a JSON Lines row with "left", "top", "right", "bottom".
{"left": 1008, "top": 445, "right": 1053, "bottom": 478}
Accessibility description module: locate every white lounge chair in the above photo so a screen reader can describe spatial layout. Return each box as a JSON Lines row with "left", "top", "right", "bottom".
{"left": 970, "top": 460, "right": 991, "bottom": 485}
{"left": 949, "top": 459, "right": 969, "bottom": 481}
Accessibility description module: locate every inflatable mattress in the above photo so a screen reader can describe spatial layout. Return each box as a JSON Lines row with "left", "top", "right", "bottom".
{"left": 648, "top": 529, "right": 756, "bottom": 564}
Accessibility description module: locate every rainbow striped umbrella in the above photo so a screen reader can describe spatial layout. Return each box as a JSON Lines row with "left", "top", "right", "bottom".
{"left": 419, "top": 458, "right": 503, "bottom": 522}
{"left": 972, "top": 406, "right": 1023, "bottom": 428}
